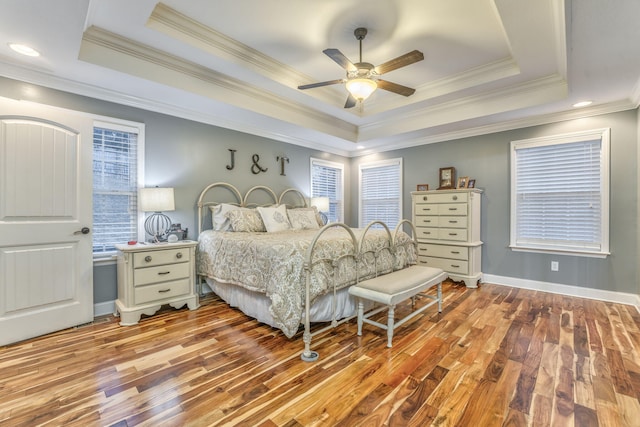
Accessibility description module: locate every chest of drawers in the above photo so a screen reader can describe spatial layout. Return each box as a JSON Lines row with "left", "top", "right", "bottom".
{"left": 411, "top": 189, "right": 483, "bottom": 288}
{"left": 115, "top": 240, "right": 199, "bottom": 325}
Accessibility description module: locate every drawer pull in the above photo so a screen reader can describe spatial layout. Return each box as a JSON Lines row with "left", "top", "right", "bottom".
{"left": 423, "top": 196, "right": 428, "bottom": 201}
{"left": 449, "top": 233, "right": 458, "bottom": 236}
{"left": 158, "top": 271, "right": 171, "bottom": 275}
{"left": 448, "top": 208, "right": 458, "bottom": 211}
{"left": 176, "top": 252, "right": 183, "bottom": 259}
{"left": 145, "top": 255, "right": 152, "bottom": 262}
{"left": 449, "top": 220, "right": 458, "bottom": 224}
{"left": 451, "top": 251, "right": 460, "bottom": 254}
{"left": 453, "top": 195, "right": 458, "bottom": 201}
{"left": 158, "top": 288, "right": 171, "bottom": 293}
{"left": 419, "top": 248, "right": 428, "bottom": 252}
{"left": 451, "top": 264, "right": 460, "bottom": 268}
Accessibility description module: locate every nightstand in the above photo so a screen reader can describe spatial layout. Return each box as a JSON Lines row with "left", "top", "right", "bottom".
{"left": 115, "top": 240, "right": 199, "bottom": 325}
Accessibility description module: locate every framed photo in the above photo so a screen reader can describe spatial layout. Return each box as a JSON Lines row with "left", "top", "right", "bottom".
{"left": 457, "top": 176, "right": 469, "bottom": 189}
{"left": 467, "top": 179, "right": 476, "bottom": 188}
{"left": 438, "top": 167, "right": 456, "bottom": 189}
{"left": 416, "top": 184, "right": 429, "bottom": 191}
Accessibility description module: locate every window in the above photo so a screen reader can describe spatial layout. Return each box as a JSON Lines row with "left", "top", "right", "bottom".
{"left": 93, "top": 120, "right": 145, "bottom": 257}
{"left": 310, "top": 158, "right": 344, "bottom": 223}
{"left": 359, "top": 158, "right": 403, "bottom": 228}
{"left": 510, "top": 128, "right": 610, "bottom": 257}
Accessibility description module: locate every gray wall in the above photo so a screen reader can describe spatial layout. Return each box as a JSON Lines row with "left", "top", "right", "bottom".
{"left": 350, "top": 110, "right": 638, "bottom": 294}
{"left": 2, "top": 76, "right": 637, "bottom": 302}
{"left": 0, "top": 77, "right": 350, "bottom": 304}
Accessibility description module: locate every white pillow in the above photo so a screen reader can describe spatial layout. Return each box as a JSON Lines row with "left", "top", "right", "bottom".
{"left": 287, "top": 208, "right": 320, "bottom": 230}
{"left": 210, "top": 203, "right": 241, "bottom": 231}
{"left": 257, "top": 205, "right": 291, "bottom": 232}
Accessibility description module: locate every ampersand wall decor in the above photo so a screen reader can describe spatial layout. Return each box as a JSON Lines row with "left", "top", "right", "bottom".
{"left": 251, "top": 154, "right": 268, "bottom": 174}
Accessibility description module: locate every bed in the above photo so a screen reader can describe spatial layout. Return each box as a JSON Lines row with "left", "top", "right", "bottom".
{"left": 195, "top": 182, "right": 417, "bottom": 360}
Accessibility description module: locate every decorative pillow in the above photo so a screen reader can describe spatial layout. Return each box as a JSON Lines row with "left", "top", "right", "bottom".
{"left": 257, "top": 204, "right": 291, "bottom": 232}
{"left": 210, "top": 203, "right": 241, "bottom": 231}
{"left": 287, "top": 207, "right": 320, "bottom": 230}
{"left": 225, "top": 208, "right": 266, "bottom": 232}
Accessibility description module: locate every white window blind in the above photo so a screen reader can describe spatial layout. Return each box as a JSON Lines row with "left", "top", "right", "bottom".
{"left": 359, "top": 158, "right": 403, "bottom": 228}
{"left": 510, "top": 128, "right": 610, "bottom": 256}
{"left": 93, "top": 121, "right": 144, "bottom": 256}
{"left": 310, "top": 158, "right": 344, "bottom": 222}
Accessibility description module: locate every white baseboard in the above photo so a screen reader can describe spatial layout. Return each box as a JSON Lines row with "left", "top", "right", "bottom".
{"left": 94, "top": 300, "right": 115, "bottom": 317}
{"left": 483, "top": 274, "right": 640, "bottom": 310}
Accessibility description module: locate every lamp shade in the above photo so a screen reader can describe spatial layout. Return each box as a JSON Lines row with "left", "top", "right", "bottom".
{"left": 345, "top": 78, "right": 377, "bottom": 101}
{"left": 311, "top": 197, "right": 330, "bottom": 213}
{"left": 139, "top": 187, "right": 175, "bottom": 212}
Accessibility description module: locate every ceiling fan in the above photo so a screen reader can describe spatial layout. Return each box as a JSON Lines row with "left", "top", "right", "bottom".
{"left": 298, "top": 27, "right": 424, "bottom": 108}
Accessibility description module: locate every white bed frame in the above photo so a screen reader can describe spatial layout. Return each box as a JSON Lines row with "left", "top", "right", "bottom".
{"left": 195, "top": 182, "right": 420, "bottom": 362}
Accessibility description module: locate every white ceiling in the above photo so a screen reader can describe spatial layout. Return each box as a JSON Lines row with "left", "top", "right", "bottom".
{"left": 1, "top": 0, "right": 639, "bottom": 156}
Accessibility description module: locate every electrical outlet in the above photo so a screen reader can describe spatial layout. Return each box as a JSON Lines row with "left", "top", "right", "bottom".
{"left": 551, "top": 261, "right": 559, "bottom": 271}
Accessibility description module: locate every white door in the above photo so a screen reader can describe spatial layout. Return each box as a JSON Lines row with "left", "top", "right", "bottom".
{"left": 0, "top": 97, "right": 93, "bottom": 345}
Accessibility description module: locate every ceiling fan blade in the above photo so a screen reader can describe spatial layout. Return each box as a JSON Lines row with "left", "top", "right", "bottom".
{"left": 374, "top": 50, "right": 424, "bottom": 75}
{"left": 298, "top": 79, "right": 344, "bottom": 90}
{"left": 323, "top": 49, "right": 357, "bottom": 72}
{"left": 344, "top": 94, "right": 357, "bottom": 109}
{"left": 377, "top": 79, "right": 416, "bottom": 97}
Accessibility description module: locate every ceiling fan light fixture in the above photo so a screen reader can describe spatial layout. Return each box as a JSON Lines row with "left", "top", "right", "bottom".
{"left": 346, "top": 78, "right": 377, "bottom": 101}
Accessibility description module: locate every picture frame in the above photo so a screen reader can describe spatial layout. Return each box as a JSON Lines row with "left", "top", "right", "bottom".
{"left": 467, "top": 179, "right": 476, "bottom": 189}
{"left": 416, "top": 183, "right": 429, "bottom": 191}
{"left": 457, "top": 176, "right": 469, "bottom": 189}
{"left": 438, "top": 167, "right": 456, "bottom": 189}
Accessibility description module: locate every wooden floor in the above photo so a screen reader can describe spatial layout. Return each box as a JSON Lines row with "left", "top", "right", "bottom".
{"left": 1, "top": 281, "right": 640, "bottom": 426}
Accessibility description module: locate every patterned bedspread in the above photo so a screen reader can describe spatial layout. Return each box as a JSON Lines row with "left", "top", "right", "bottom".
{"left": 196, "top": 227, "right": 416, "bottom": 337}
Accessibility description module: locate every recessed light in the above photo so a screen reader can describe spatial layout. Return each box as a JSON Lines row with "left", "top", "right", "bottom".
{"left": 9, "top": 43, "right": 40, "bottom": 57}
{"left": 573, "top": 101, "right": 592, "bottom": 108}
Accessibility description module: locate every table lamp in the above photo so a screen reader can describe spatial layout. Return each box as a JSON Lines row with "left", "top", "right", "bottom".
{"left": 140, "top": 187, "right": 175, "bottom": 242}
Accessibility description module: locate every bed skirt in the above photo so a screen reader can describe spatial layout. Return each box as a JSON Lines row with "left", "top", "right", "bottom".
{"left": 204, "top": 277, "right": 365, "bottom": 331}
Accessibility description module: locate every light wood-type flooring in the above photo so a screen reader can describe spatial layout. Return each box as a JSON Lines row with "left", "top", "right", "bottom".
{"left": 1, "top": 281, "right": 640, "bottom": 426}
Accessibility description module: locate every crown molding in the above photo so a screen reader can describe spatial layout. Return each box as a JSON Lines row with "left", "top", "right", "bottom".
{"left": 80, "top": 26, "right": 357, "bottom": 142}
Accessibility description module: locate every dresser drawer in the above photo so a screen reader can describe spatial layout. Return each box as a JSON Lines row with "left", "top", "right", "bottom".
{"left": 439, "top": 216, "right": 467, "bottom": 228}
{"left": 133, "top": 248, "right": 190, "bottom": 268}
{"left": 418, "top": 256, "right": 469, "bottom": 275}
{"left": 415, "top": 204, "right": 438, "bottom": 215}
{"left": 134, "top": 262, "right": 190, "bottom": 286}
{"left": 416, "top": 227, "right": 438, "bottom": 240}
{"left": 438, "top": 228, "right": 467, "bottom": 241}
{"left": 415, "top": 216, "right": 440, "bottom": 227}
{"left": 417, "top": 243, "right": 468, "bottom": 261}
{"left": 414, "top": 192, "right": 468, "bottom": 204}
{"left": 134, "top": 278, "right": 190, "bottom": 305}
{"left": 438, "top": 203, "right": 467, "bottom": 216}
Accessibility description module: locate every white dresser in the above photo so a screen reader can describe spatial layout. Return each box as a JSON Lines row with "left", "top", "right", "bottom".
{"left": 411, "top": 189, "right": 483, "bottom": 288}
{"left": 115, "top": 240, "right": 199, "bottom": 325}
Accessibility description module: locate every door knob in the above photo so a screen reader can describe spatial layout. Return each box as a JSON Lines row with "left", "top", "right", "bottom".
{"left": 74, "top": 227, "right": 91, "bottom": 235}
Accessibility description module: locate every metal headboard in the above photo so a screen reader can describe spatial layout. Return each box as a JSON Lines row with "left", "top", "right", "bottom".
{"left": 196, "top": 182, "right": 309, "bottom": 235}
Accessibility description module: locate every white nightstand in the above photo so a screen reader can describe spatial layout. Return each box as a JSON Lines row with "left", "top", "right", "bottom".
{"left": 115, "top": 240, "right": 199, "bottom": 325}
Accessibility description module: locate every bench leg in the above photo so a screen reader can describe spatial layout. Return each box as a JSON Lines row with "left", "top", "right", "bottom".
{"left": 387, "top": 305, "right": 395, "bottom": 348}
{"left": 437, "top": 282, "right": 443, "bottom": 313}
{"left": 357, "top": 300, "right": 364, "bottom": 336}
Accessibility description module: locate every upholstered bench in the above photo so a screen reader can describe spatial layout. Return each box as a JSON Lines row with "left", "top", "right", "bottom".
{"left": 349, "top": 264, "right": 445, "bottom": 347}
{"left": 349, "top": 219, "right": 446, "bottom": 348}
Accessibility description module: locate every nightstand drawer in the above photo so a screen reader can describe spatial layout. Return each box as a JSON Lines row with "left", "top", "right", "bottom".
{"left": 416, "top": 227, "right": 438, "bottom": 239}
{"left": 438, "top": 204, "right": 467, "bottom": 216}
{"left": 415, "top": 192, "right": 468, "bottom": 204}
{"left": 415, "top": 204, "right": 437, "bottom": 215}
{"left": 439, "top": 216, "right": 467, "bottom": 228}
{"left": 414, "top": 215, "right": 439, "bottom": 227}
{"left": 133, "top": 248, "right": 190, "bottom": 268}
{"left": 134, "top": 278, "right": 190, "bottom": 305}
{"left": 134, "top": 262, "right": 190, "bottom": 286}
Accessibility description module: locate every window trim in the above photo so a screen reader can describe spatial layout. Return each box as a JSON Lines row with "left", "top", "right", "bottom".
{"left": 509, "top": 128, "right": 610, "bottom": 258}
{"left": 358, "top": 157, "right": 403, "bottom": 228}
{"left": 310, "top": 157, "right": 344, "bottom": 223}
{"left": 92, "top": 117, "right": 145, "bottom": 262}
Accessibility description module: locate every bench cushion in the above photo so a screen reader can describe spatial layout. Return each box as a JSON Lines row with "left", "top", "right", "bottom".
{"left": 349, "top": 265, "right": 446, "bottom": 306}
